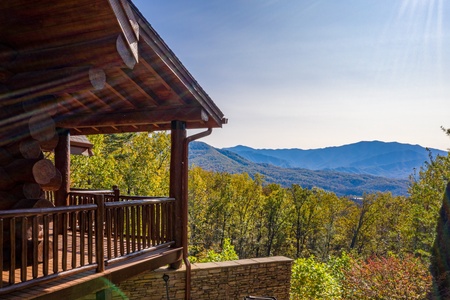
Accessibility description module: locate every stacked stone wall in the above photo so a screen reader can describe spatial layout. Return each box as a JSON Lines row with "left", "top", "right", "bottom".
{"left": 79, "top": 256, "right": 292, "bottom": 300}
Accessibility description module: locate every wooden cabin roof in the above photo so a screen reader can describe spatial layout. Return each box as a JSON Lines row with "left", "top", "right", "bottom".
{"left": 0, "top": 0, "right": 226, "bottom": 136}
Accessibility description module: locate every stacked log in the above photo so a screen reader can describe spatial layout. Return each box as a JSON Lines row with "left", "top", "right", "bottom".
{"left": 0, "top": 97, "right": 60, "bottom": 268}
{"left": 0, "top": 97, "right": 61, "bottom": 208}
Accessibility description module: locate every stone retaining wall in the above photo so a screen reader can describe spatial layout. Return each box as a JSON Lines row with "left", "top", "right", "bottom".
{"left": 79, "top": 256, "right": 293, "bottom": 299}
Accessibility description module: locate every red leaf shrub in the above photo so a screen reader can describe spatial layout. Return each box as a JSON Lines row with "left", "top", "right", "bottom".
{"left": 342, "top": 255, "right": 432, "bottom": 299}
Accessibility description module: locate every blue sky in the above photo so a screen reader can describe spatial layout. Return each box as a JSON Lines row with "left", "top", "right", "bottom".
{"left": 133, "top": 0, "right": 450, "bottom": 151}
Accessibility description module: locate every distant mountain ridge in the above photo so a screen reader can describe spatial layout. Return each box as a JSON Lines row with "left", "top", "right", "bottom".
{"left": 187, "top": 141, "right": 434, "bottom": 196}
{"left": 223, "top": 141, "right": 447, "bottom": 179}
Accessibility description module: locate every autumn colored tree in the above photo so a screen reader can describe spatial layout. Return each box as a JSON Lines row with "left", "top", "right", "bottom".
{"left": 342, "top": 255, "right": 432, "bottom": 299}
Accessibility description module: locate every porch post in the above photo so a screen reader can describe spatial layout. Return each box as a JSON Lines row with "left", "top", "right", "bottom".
{"left": 169, "top": 120, "right": 186, "bottom": 269}
{"left": 54, "top": 128, "right": 70, "bottom": 207}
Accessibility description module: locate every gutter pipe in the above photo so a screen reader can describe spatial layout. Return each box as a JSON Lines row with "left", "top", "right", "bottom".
{"left": 182, "top": 128, "right": 213, "bottom": 300}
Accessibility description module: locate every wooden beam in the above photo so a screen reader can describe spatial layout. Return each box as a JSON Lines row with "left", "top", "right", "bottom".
{"left": 68, "top": 124, "right": 160, "bottom": 135}
{"left": 104, "top": 82, "right": 137, "bottom": 110}
{"left": 117, "top": 68, "right": 159, "bottom": 106}
{"left": 138, "top": 59, "right": 174, "bottom": 100}
{"left": 80, "top": 91, "right": 111, "bottom": 111}
{"left": 109, "top": 0, "right": 139, "bottom": 67}
{"left": 105, "top": 70, "right": 148, "bottom": 109}
{"left": 55, "top": 107, "right": 208, "bottom": 128}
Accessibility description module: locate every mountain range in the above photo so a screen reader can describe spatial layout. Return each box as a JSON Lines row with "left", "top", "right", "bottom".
{"left": 223, "top": 141, "right": 447, "bottom": 179}
{"left": 188, "top": 141, "right": 448, "bottom": 197}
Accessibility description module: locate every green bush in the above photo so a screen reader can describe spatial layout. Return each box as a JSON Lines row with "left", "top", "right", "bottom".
{"left": 290, "top": 256, "right": 343, "bottom": 300}
{"left": 189, "top": 238, "right": 239, "bottom": 263}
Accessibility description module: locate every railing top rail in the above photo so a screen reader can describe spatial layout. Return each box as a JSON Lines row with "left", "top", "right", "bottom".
{"left": 69, "top": 190, "right": 114, "bottom": 194}
{"left": 105, "top": 197, "right": 175, "bottom": 208}
{"left": 0, "top": 204, "right": 97, "bottom": 217}
{"left": 118, "top": 195, "right": 172, "bottom": 200}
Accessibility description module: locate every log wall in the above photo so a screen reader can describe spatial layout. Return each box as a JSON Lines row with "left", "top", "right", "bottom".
{"left": 0, "top": 99, "right": 61, "bottom": 210}
{"left": 0, "top": 100, "right": 60, "bottom": 266}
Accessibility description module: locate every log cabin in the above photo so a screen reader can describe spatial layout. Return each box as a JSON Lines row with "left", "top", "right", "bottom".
{"left": 0, "top": 0, "right": 226, "bottom": 299}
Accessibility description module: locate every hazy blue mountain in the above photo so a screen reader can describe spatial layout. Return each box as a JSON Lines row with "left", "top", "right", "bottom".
{"left": 223, "top": 141, "right": 447, "bottom": 179}
{"left": 189, "top": 141, "right": 412, "bottom": 196}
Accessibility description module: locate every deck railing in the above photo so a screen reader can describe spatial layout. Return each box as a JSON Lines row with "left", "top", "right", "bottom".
{"left": 0, "top": 192, "right": 175, "bottom": 294}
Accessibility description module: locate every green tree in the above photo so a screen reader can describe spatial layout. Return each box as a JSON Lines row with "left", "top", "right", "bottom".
{"left": 70, "top": 134, "right": 117, "bottom": 189}
{"left": 288, "top": 184, "right": 313, "bottom": 258}
{"left": 262, "top": 183, "right": 289, "bottom": 256}
{"left": 408, "top": 151, "right": 450, "bottom": 256}
{"left": 188, "top": 167, "right": 217, "bottom": 257}
{"left": 71, "top": 132, "right": 171, "bottom": 196}
{"left": 316, "top": 190, "right": 354, "bottom": 260}
{"left": 348, "top": 193, "right": 390, "bottom": 256}
{"left": 228, "top": 173, "right": 263, "bottom": 258}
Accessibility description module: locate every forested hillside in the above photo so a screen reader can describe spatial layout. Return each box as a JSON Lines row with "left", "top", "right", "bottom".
{"left": 189, "top": 141, "right": 409, "bottom": 196}
{"left": 70, "top": 132, "right": 450, "bottom": 298}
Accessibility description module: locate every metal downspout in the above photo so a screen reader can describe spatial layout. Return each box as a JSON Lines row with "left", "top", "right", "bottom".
{"left": 182, "top": 128, "right": 213, "bottom": 300}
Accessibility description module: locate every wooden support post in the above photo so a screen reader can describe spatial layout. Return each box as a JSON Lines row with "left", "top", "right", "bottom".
{"left": 169, "top": 120, "right": 186, "bottom": 269}
{"left": 54, "top": 129, "right": 70, "bottom": 207}
{"left": 113, "top": 185, "right": 120, "bottom": 202}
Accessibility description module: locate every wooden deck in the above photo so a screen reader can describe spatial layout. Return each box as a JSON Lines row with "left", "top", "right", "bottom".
{"left": 3, "top": 231, "right": 175, "bottom": 287}
{"left": 3, "top": 246, "right": 182, "bottom": 300}
{"left": 0, "top": 192, "right": 179, "bottom": 299}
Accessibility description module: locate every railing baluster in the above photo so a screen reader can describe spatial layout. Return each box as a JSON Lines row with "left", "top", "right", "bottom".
{"left": 137, "top": 206, "right": 141, "bottom": 251}
{"left": 80, "top": 211, "right": 85, "bottom": 267}
{"left": 167, "top": 202, "right": 171, "bottom": 241}
{"left": 9, "top": 218, "right": 16, "bottom": 284}
{"left": 94, "top": 194, "right": 105, "bottom": 273}
{"left": 62, "top": 213, "right": 68, "bottom": 271}
{"left": 43, "top": 215, "right": 49, "bottom": 276}
{"left": 162, "top": 203, "right": 167, "bottom": 243}
{"left": 150, "top": 205, "right": 155, "bottom": 246}
{"left": 20, "top": 217, "right": 27, "bottom": 282}
{"left": 156, "top": 203, "right": 161, "bottom": 245}
{"left": 53, "top": 214, "right": 59, "bottom": 274}
{"left": 113, "top": 208, "right": 119, "bottom": 258}
{"left": 71, "top": 212, "right": 77, "bottom": 268}
{"left": 106, "top": 208, "right": 112, "bottom": 260}
{"left": 142, "top": 206, "right": 147, "bottom": 249}
{"left": 119, "top": 207, "right": 124, "bottom": 256}
{"left": 87, "top": 210, "right": 93, "bottom": 264}
{"left": 32, "top": 217, "right": 38, "bottom": 278}
{"left": 126, "top": 207, "right": 130, "bottom": 254}
{"left": 131, "top": 206, "right": 136, "bottom": 253}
